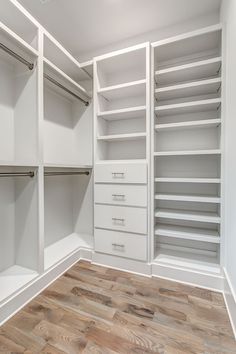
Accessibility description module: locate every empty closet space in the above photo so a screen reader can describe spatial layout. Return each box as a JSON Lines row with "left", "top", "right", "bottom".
{"left": 0, "top": 166, "right": 39, "bottom": 303}
{"left": 152, "top": 25, "right": 222, "bottom": 275}
{"left": 94, "top": 43, "right": 148, "bottom": 161}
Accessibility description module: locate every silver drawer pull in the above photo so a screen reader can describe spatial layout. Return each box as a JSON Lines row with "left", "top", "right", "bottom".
{"left": 112, "top": 172, "right": 125, "bottom": 178}
{"left": 112, "top": 194, "right": 125, "bottom": 199}
{"left": 112, "top": 243, "right": 125, "bottom": 251}
{"left": 112, "top": 217, "right": 125, "bottom": 224}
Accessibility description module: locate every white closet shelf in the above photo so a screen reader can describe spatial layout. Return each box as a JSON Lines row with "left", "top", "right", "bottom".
{"left": 155, "top": 77, "right": 221, "bottom": 101}
{"left": 154, "top": 177, "right": 221, "bottom": 184}
{"left": 154, "top": 149, "right": 221, "bottom": 156}
{"left": 155, "top": 56, "right": 222, "bottom": 85}
{"left": 95, "top": 159, "right": 147, "bottom": 164}
{"left": 97, "top": 79, "right": 146, "bottom": 100}
{"left": 97, "top": 132, "right": 146, "bottom": 142}
{"left": 155, "top": 118, "right": 221, "bottom": 132}
{"left": 155, "top": 98, "right": 221, "bottom": 116}
{"left": 44, "top": 163, "right": 93, "bottom": 169}
{"left": 44, "top": 233, "right": 93, "bottom": 270}
{"left": 0, "top": 161, "right": 39, "bottom": 167}
{"left": 155, "top": 208, "right": 221, "bottom": 223}
{"left": 155, "top": 193, "right": 220, "bottom": 203}
{"left": 0, "top": 266, "right": 38, "bottom": 303}
{"left": 153, "top": 249, "right": 220, "bottom": 275}
{"left": 155, "top": 224, "right": 220, "bottom": 243}
{"left": 97, "top": 106, "right": 146, "bottom": 121}
{"left": 44, "top": 58, "right": 91, "bottom": 99}
{"left": 0, "top": 21, "right": 38, "bottom": 59}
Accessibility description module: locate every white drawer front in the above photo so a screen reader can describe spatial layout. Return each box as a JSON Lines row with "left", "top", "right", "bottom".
{"left": 94, "top": 204, "right": 147, "bottom": 234}
{"left": 94, "top": 229, "right": 147, "bottom": 261}
{"left": 94, "top": 162, "right": 147, "bottom": 184}
{"left": 94, "top": 184, "right": 147, "bottom": 207}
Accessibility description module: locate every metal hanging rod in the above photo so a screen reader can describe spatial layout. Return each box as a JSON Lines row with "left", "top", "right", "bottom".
{"left": 44, "top": 73, "right": 89, "bottom": 106}
{"left": 0, "top": 171, "right": 35, "bottom": 178}
{"left": 44, "top": 171, "right": 90, "bottom": 177}
{"left": 0, "top": 42, "right": 34, "bottom": 70}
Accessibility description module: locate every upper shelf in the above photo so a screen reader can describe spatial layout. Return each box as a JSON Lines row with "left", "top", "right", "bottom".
{"left": 155, "top": 56, "right": 222, "bottom": 86}
{"left": 98, "top": 105, "right": 146, "bottom": 121}
{"left": 155, "top": 118, "right": 221, "bottom": 132}
{"left": 97, "top": 79, "right": 146, "bottom": 101}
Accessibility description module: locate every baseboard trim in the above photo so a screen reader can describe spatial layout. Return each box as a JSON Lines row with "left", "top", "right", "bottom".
{"left": 152, "top": 262, "right": 224, "bottom": 292}
{"left": 92, "top": 252, "right": 152, "bottom": 277}
{"left": 223, "top": 267, "right": 236, "bottom": 339}
{"left": 0, "top": 248, "right": 93, "bottom": 326}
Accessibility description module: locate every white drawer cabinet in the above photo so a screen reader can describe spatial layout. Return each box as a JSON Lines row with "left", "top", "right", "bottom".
{"left": 94, "top": 162, "right": 147, "bottom": 184}
{"left": 94, "top": 204, "right": 147, "bottom": 234}
{"left": 94, "top": 229, "right": 147, "bottom": 261}
{"left": 94, "top": 184, "right": 147, "bottom": 207}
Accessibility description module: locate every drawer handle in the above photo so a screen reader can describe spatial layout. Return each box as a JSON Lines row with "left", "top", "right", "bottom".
{"left": 112, "top": 194, "right": 125, "bottom": 199}
{"left": 112, "top": 172, "right": 125, "bottom": 178}
{"left": 112, "top": 217, "right": 125, "bottom": 224}
{"left": 112, "top": 243, "right": 125, "bottom": 251}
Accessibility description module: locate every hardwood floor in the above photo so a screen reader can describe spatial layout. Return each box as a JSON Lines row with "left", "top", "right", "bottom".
{"left": 0, "top": 261, "right": 235, "bottom": 353}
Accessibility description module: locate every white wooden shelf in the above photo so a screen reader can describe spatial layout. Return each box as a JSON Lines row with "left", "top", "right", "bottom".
{"left": 154, "top": 177, "right": 221, "bottom": 184}
{"left": 153, "top": 250, "right": 220, "bottom": 274}
{"left": 0, "top": 266, "right": 38, "bottom": 303}
{"left": 44, "top": 58, "right": 91, "bottom": 99}
{"left": 155, "top": 98, "right": 221, "bottom": 116}
{"left": 97, "top": 132, "right": 146, "bottom": 142}
{"left": 155, "top": 77, "right": 221, "bottom": 101}
{"left": 154, "top": 149, "right": 221, "bottom": 157}
{"left": 155, "top": 56, "right": 222, "bottom": 85}
{"left": 155, "top": 118, "right": 221, "bottom": 132}
{"left": 98, "top": 106, "right": 146, "bottom": 121}
{"left": 155, "top": 224, "right": 220, "bottom": 243}
{"left": 95, "top": 159, "right": 147, "bottom": 165}
{"left": 44, "top": 163, "right": 93, "bottom": 169}
{"left": 97, "top": 79, "right": 146, "bottom": 101}
{"left": 44, "top": 233, "right": 93, "bottom": 270}
{"left": 155, "top": 193, "right": 220, "bottom": 203}
{"left": 155, "top": 208, "right": 221, "bottom": 223}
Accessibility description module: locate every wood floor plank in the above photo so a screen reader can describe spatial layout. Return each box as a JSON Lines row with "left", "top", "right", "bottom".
{"left": 0, "top": 260, "right": 235, "bottom": 353}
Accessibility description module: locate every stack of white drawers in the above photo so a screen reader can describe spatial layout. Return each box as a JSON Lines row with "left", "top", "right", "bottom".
{"left": 94, "top": 162, "right": 148, "bottom": 261}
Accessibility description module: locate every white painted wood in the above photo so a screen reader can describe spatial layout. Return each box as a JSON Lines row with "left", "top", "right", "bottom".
{"left": 98, "top": 79, "right": 146, "bottom": 101}
{"left": 94, "top": 229, "right": 147, "bottom": 261}
{"left": 154, "top": 149, "right": 221, "bottom": 156}
{"left": 155, "top": 118, "right": 221, "bottom": 131}
{"left": 155, "top": 193, "right": 220, "bottom": 203}
{"left": 155, "top": 177, "right": 221, "bottom": 183}
{"left": 98, "top": 105, "right": 146, "bottom": 121}
{"left": 95, "top": 204, "right": 147, "bottom": 234}
{"left": 155, "top": 98, "right": 221, "bottom": 115}
{"left": 94, "top": 184, "right": 147, "bottom": 207}
{"left": 155, "top": 208, "right": 221, "bottom": 223}
{"left": 94, "top": 162, "right": 147, "bottom": 184}
{"left": 97, "top": 132, "right": 146, "bottom": 142}
{"left": 155, "top": 224, "right": 220, "bottom": 243}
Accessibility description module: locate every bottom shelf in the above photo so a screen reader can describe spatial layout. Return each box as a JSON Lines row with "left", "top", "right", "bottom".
{"left": 44, "top": 233, "right": 93, "bottom": 270}
{"left": 153, "top": 249, "right": 220, "bottom": 275}
{"left": 0, "top": 266, "right": 38, "bottom": 303}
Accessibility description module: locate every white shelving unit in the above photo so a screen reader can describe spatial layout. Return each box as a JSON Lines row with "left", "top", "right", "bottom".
{"left": 151, "top": 24, "right": 223, "bottom": 285}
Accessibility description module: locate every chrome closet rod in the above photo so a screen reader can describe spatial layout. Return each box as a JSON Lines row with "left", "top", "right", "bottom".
{"left": 44, "top": 73, "right": 89, "bottom": 106}
{"left": 0, "top": 172, "right": 35, "bottom": 178}
{"left": 44, "top": 171, "right": 90, "bottom": 177}
{"left": 0, "top": 42, "right": 34, "bottom": 70}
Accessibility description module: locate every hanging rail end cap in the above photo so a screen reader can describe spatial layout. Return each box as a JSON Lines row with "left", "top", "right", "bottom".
{"left": 85, "top": 101, "right": 90, "bottom": 106}
{"left": 29, "top": 171, "right": 35, "bottom": 178}
{"left": 85, "top": 171, "right": 90, "bottom": 175}
{"left": 28, "top": 63, "right": 34, "bottom": 70}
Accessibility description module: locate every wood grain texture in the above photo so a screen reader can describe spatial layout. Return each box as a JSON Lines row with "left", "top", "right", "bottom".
{"left": 0, "top": 260, "right": 235, "bottom": 353}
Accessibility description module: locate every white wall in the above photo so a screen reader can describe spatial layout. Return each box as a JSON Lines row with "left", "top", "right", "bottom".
{"left": 79, "top": 12, "right": 219, "bottom": 62}
{"left": 220, "top": 0, "right": 236, "bottom": 337}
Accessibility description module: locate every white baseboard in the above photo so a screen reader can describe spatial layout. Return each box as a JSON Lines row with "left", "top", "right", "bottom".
{"left": 223, "top": 267, "right": 236, "bottom": 339}
{"left": 92, "top": 252, "right": 152, "bottom": 277}
{"left": 0, "top": 248, "right": 93, "bottom": 326}
{"left": 152, "top": 262, "right": 224, "bottom": 292}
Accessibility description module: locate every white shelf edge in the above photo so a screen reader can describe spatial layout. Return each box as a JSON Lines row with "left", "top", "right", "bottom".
{"left": 95, "top": 159, "right": 147, "bottom": 164}
{"left": 155, "top": 208, "right": 221, "bottom": 223}
{"left": 98, "top": 79, "right": 146, "bottom": 94}
{"left": 155, "top": 56, "right": 222, "bottom": 76}
{"left": 154, "top": 177, "right": 221, "bottom": 184}
{"left": 155, "top": 118, "right": 221, "bottom": 131}
{"left": 98, "top": 105, "right": 146, "bottom": 117}
{"left": 154, "top": 149, "right": 221, "bottom": 156}
{"left": 155, "top": 193, "right": 220, "bottom": 203}
{"left": 97, "top": 132, "right": 146, "bottom": 142}
{"left": 0, "top": 20, "right": 38, "bottom": 58}
{"left": 44, "top": 163, "right": 93, "bottom": 169}
{"left": 155, "top": 77, "right": 221, "bottom": 94}
{"left": 155, "top": 98, "right": 221, "bottom": 112}
{"left": 44, "top": 57, "right": 91, "bottom": 99}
